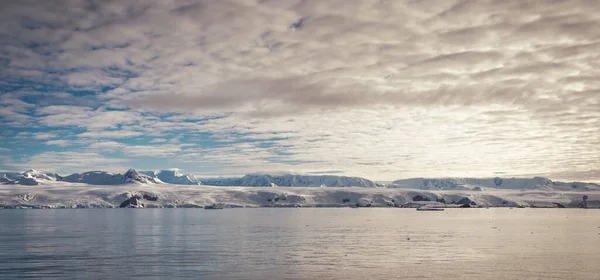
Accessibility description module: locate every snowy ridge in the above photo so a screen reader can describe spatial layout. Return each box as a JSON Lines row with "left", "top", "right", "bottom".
{"left": 62, "top": 169, "right": 161, "bottom": 185}
{"left": 389, "top": 177, "right": 600, "bottom": 191}
{"left": 0, "top": 170, "right": 63, "bottom": 186}
{"left": 200, "top": 173, "right": 379, "bottom": 187}
{"left": 140, "top": 169, "right": 201, "bottom": 185}
{"left": 1, "top": 168, "right": 599, "bottom": 191}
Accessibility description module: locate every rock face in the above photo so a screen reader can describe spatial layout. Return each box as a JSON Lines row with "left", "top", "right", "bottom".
{"left": 412, "top": 195, "right": 431, "bottom": 202}
{"left": 17, "top": 177, "right": 39, "bottom": 185}
{"left": 201, "top": 173, "right": 379, "bottom": 187}
{"left": 0, "top": 174, "right": 14, "bottom": 183}
{"left": 119, "top": 195, "right": 144, "bottom": 208}
{"left": 122, "top": 169, "right": 161, "bottom": 184}
{"left": 456, "top": 197, "right": 475, "bottom": 205}
{"left": 140, "top": 170, "right": 201, "bottom": 185}
{"left": 119, "top": 192, "right": 160, "bottom": 208}
{"left": 143, "top": 194, "right": 158, "bottom": 201}
{"left": 0, "top": 172, "right": 20, "bottom": 182}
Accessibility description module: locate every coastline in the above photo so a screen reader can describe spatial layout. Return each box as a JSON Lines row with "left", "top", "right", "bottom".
{"left": 1, "top": 183, "right": 598, "bottom": 209}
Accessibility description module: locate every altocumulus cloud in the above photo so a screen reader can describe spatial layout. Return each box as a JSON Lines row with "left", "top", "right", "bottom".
{"left": 0, "top": 0, "right": 599, "bottom": 181}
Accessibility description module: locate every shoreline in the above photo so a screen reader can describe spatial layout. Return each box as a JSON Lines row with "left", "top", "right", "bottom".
{"left": 1, "top": 183, "right": 598, "bottom": 209}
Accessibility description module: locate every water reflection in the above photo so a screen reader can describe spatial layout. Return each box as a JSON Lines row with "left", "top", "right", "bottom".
{"left": 0, "top": 208, "right": 598, "bottom": 279}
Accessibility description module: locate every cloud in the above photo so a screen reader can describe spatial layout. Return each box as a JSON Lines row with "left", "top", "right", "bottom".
{"left": 36, "top": 106, "right": 141, "bottom": 130}
{"left": 78, "top": 130, "right": 143, "bottom": 139}
{"left": 0, "top": 96, "right": 35, "bottom": 126}
{"left": 123, "top": 144, "right": 182, "bottom": 157}
{"left": 1, "top": 0, "right": 599, "bottom": 180}
{"left": 149, "top": 138, "right": 167, "bottom": 143}
{"left": 45, "top": 140, "right": 71, "bottom": 147}
{"left": 8, "top": 151, "right": 129, "bottom": 174}
{"left": 88, "top": 141, "right": 126, "bottom": 152}
{"left": 33, "top": 132, "right": 59, "bottom": 140}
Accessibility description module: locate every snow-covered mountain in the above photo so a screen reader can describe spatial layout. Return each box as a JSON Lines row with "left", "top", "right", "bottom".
{"left": 0, "top": 173, "right": 19, "bottom": 183}
{"left": 0, "top": 170, "right": 63, "bottom": 186}
{"left": 140, "top": 170, "right": 201, "bottom": 185}
{"left": 2, "top": 168, "right": 598, "bottom": 191}
{"left": 389, "top": 177, "right": 600, "bottom": 191}
{"left": 200, "top": 173, "right": 379, "bottom": 187}
{"left": 62, "top": 169, "right": 162, "bottom": 185}
{"left": 0, "top": 172, "right": 22, "bottom": 181}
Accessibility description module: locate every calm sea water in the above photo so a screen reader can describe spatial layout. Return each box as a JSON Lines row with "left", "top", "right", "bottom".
{"left": 0, "top": 208, "right": 599, "bottom": 280}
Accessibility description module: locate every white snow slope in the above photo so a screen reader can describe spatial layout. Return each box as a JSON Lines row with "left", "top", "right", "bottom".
{"left": 140, "top": 170, "right": 201, "bottom": 185}
{"left": 61, "top": 169, "right": 162, "bottom": 185}
{"left": 200, "top": 173, "right": 380, "bottom": 187}
{"left": 0, "top": 182, "right": 598, "bottom": 209}
{"left": 390, "top": 177, "right": 600, "bottom": 191}
{"left": 1, "top": 170, "right": 62, "bottom": 186}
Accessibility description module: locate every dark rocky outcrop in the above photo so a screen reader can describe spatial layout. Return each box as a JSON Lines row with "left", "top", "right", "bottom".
{"left": 119, "top": 195, "right": 144, "bottom": 208}
{"left": 143, "top": 194, "right": 158, "bottom": 201}
{"left": 412, "top": 195, "right": 431, "bottom": 202}
{"left": 119, "top": 193, "right": 159, "bottom": 208}
{"left": 456, "top": 197, "right": 474, "bottom": 205}
{"left": 494, "top": 177, "right": 503, "bottom": 186}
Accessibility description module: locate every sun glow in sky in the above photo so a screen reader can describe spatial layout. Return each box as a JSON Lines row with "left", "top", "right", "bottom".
{"left": 1, "top": 0, "right": 599, "bottom": 181}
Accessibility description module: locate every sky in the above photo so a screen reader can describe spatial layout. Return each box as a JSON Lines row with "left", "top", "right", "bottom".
{"left": 1, "top": 0, "right": 599, "bottom": 181}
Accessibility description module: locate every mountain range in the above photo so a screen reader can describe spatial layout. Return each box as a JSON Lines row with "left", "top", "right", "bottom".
{"left": 1, "top": 169, "right": 599, "bottom": 191}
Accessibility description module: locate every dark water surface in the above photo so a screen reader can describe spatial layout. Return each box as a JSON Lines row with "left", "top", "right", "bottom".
{"left": 0, "top": 208, "right": 599, "bottom": 279}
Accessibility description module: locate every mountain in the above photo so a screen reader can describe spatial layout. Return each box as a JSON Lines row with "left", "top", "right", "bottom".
{"left": 0, "top": 175, "right": 11, "bottom": 183}
{"left": 2, "top": 170, "right": 63, "bottom": 186}
{"left": 200, "top": 173, "right": 379, "bottom": 187}
{"left": 140, "top": 170, "right": 201, "bottom": 185}
{"left": 0, "top": 172, "right": 21, "bottom": 182}
{"left": 0, "top": 173, "right": 18, "bottom": 183}
{"left": 62, "top": 169, "right": 162, "bottom": 185}
{"left": 2, "top": 168, "right": 598, "bottom": 191}
{"left": 389, "top": 177, "right": 600, "bottom": 191}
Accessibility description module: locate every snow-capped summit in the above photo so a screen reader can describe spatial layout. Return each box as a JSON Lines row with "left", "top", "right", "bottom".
{"left": 62, "top": 169, "right": 162, "bottom": 185}
{"left": 9, "top": 169, "right": 62, "bottom": 185}
{"left": 122, "top": 169, "right": 162, "bottom": 184}
{"left": 140, "top": 169, "right": 201, "bottom": 185}
{"left": 21, "top": 169, "right": 60, "bottom": 181}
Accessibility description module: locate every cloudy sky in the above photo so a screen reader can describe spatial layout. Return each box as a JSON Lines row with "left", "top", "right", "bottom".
{"left": 1, "top": 0, "right": 599, "bottom": 181}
